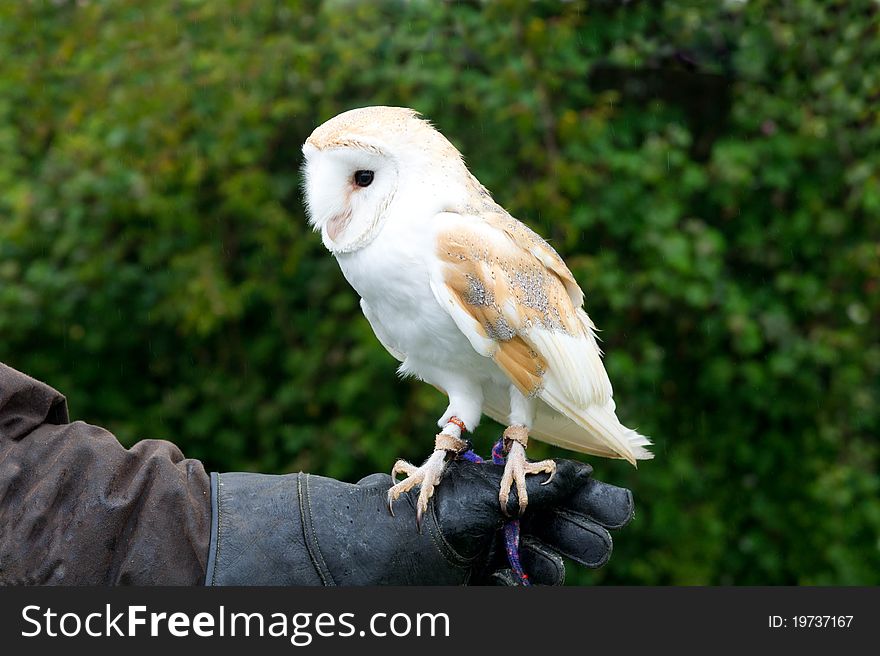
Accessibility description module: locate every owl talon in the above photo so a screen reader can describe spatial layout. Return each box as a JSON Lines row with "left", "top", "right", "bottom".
{"left": 386, "top": 449, "right": 448, "bottom": 528}
{"left": 499, "top": 439, "right": 556, "bottom": 517}
{"left": 390, "top": 459, "right": 418, "bottom": 484}
{"left": 540, "top": 467, "right": 556, "bottom": 486}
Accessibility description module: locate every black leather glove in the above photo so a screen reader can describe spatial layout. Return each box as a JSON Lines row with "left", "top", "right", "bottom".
{"left": 206, "top": 458, "right": 634, "bottom": 586}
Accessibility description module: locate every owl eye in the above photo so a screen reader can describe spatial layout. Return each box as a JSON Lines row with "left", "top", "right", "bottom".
{"left": 353, "top": 170, "right": 374, "bottom": 187}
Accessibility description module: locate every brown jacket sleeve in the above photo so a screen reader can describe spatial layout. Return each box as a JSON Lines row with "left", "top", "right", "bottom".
{"left": 0, "top": 363, "right": 210, "bottom": 585}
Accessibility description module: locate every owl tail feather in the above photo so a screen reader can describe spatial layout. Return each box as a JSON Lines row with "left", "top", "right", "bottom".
{"left": 536, "top": 392, "right": 653, "bottom": 466}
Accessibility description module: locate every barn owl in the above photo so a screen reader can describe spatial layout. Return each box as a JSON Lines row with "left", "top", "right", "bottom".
{"left": 302, "top": 106, "right": 652, "bottom": 524}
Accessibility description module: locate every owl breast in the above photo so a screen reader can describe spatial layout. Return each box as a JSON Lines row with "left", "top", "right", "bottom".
{"left": 334, "top": 215, "right": 486, "bottom": 374}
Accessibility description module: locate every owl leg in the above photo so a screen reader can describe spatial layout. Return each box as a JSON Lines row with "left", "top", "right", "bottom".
{"left": 498, "top": 388, "right": 556, "bottom": 516}
{"left": 387, "top": 385, "right": 482, "bottom": 529}
{"left": 386, "top": 419, "right": 467, "bottom": 528}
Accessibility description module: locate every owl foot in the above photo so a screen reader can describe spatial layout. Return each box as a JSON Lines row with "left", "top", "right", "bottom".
{"left": 387, "top": 450, "right": 448, "bottom": 530}
{"left": 386, "top": 420, "right": 469, "bottom": 530}
{"left": 499, "top": 426, "right": 556, "bottom": 517}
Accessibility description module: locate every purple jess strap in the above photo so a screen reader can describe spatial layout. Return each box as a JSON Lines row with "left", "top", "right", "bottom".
{"left": 460, "top": 437, "right": 530, "bottom": 586}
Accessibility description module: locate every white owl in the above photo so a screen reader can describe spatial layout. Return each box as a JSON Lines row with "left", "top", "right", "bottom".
{"left": 302, "top": 106, "right": 652, "bottom": 524}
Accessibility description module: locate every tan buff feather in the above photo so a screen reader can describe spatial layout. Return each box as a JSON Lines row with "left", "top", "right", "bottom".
{"left": 435, "top": 216, "right": 652, "bottom": 463}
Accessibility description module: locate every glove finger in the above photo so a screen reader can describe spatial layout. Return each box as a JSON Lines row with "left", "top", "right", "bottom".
{"left": 520, "top": 537, "right": 565, "bottom": 585}
{"left": 505, "top": 458, "right": 593, "bottom": 515}
{"left": 560, "top": 478, "right": 634, "bottom": 529}
{"left": 526, "top": 508, "right": 613, "bottom": 569}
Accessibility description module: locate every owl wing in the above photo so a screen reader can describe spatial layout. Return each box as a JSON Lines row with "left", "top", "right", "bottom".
{"left": 429, "top": 210, "right": 652, "bottom": 464}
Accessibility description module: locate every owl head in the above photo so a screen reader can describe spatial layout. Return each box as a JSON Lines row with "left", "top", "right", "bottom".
{"left": 301, "top": 106, "right": 473, "bottom": 254}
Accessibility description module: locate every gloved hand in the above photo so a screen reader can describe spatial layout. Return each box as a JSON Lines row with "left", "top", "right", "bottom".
{"left": 207, "top": 458, "right": 634, "bottom": 586}
{"left": 0, "top": 362, "right": 635, "bottom": 586}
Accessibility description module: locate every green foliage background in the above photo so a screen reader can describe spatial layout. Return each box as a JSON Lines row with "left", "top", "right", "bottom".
{"left": 1, "top": 0, "right": 878, "bottom": 584}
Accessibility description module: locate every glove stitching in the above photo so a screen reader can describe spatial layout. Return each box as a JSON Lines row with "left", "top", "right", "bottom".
{"left": 211, "top": 474, "right": 223, "bottom": 586}
{"left": 299, "top": 474, "right": 337, "bottom": 586}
